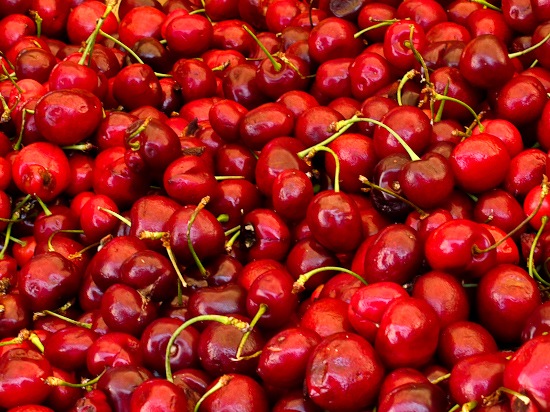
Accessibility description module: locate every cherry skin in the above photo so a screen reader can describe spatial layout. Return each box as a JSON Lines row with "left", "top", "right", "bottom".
{"left": 0, "top": 348, "right": 53, "bottom": 410}
{"left": 239, "top": 102, "right": 295, "bottom": 151}
{"left": 459, "top": 34, "right": 516, "bottom": 89}
{"left": 450, "top": 133, "right": 511, "bottom": 194}
{"left": 503, "top": 334, "right": 550, "bottom": 410}
{"left": 305, "top": 332, "right": 385, "bottom": 411}
{"left": 200, "top": 373, "right": 269, "bottom": 412}
{"left": 11, "top": 142, "right": 71, "bottom": 202}
{"left": 271, "top": 169, "right": 314, "bottom": 222}
{"left": 347, "top": 282, "right": 409, "bottom": 342}
{"left": 43, "top": 326, "right": 98, "bottom": 373}
{"left": 438, "top": 321, "right": 499, "bottom": 368}
{"left": 378, "top": 382, "right": 448, "bottom": 412}
{"left": 477, "top": 264, "right": 542, "bottom": 345}
{"left": 383, "top": 20, "right": 427, "bottom": 73}
{"left": 112, "top": 63, "right": 163, "bottom": 111}
{"left": 307, "top": 17, "right": 363, "bottom": 64}
{"left": 240, "top": 208, "right": 291, "bottom": 262}
{"left": 257, "top": 327, "right": 321, "bottom": 389}
{"left": 96, "top": 364, "right": 153, "bottom": 412}
{"left": 187, "top": 283, "right": 247, "bottom": 319}
{"left": 496, "top": 75, "right": 547, "bottom": 127}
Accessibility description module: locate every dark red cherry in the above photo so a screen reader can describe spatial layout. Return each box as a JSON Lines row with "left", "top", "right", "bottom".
{"left": 378, "top": 382, "right": 448, "bottom": 412}
{"left": 241, "top": 208, "right": 291, "bottom": 262}
{"left": 112, "top": 63, "right": 162, "bottom": 110}
{"left": 0, "top": 348, "right": 53, "bottom": 410}
{"left": 375, "top": 297, "right": 441, "bottom": 369}
{"left": 271, "top": 169, "right": 314, "bottom": 222}
{"left": 306, "top": 332, "right": 385, "bottom": 411}
{"left": 17, "top": 252, "right": 80, "bottom": 312}
{"left": 199, "top": 373, "right": 269, "bottom": 412}
{"left": 307, "top": 17, "right": 363, "bottom": 64}
{"left": 43, "top": 326, "right": 98, "bottom": 372}
{"left": 459, "top": 34, "right": 515, "bottom": 89}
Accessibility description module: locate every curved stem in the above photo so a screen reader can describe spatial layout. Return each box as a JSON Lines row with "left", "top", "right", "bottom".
{"left": 397, "top": 69, "right": 418, "bottom": 106}
{"left": 474, "top": 176, "right": 549, "bottom": 255}
{"left": 354, "top": 19, "right": 398, "bottom": 39}
{"left": 509, "top": 31, "right": 550, "bottom": 59}
{"left": 187, "top": 197, "right": 210, "bottom": 278}
{"left": 470, "top": 0, "right": 501, "bottom": 11}
{"left": 39, "top": 310, "right": 92, "bottom": 329}
{"left": 359, "top": 175, "right": 428, "bottom": 218}
{"left": 431, "top": 91, "right": 483, "bottom": 132}
{"left": 242, "top": 25, "right": 281, "bottom": 71}
{"left": 161, "top": 233, "right": 188, "bottom": 289}
{"left": 528, "top": 216, "right": 550, "bottom": 286}
{"left": 194, "top": 375, "right": 232, "bottom": 412}
{"left": 293, "top": 266, "right": 368, "bottom": 294}
{"left": 234, "top": 303, "right": 267, "bottom": 360}
{"left": 165, "top": 315, "right": 249, "bottom": 382}
{"left": 306, "top": 145, "right": 341, "bottom": 193}
{"left": 79, "top": 2, "right": 116, "bottom": 65}
{"left": 297, "top": 115, "right": 360, "bottom": 158}
{"left": 97, "top": 207, "right": 131, "bottom": 227}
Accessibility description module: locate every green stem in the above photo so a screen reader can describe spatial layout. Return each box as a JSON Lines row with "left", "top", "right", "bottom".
{"left": 528, "top": 216, "right": 550, "bottom": 286}
{"left": 470, "top": 0, "right": 501, "bottom": 11}
{"left": 234, "top": 303, "right": 267, "bottom": 360}
{"left": 474, "top": 177, "right": 549, "bottom": 255}
{"left": 79, "top": 2, "right": 116, "bottom": 66}
{"left": 397, "top": 69, "right": 418, "bottom": 106}
{"left": 194, "top": 375, "right": 232, "bottom": 412}
{"left": 187, "top": 197, "right": 210, "bottom": 278}
{"left": 354, "top": 19, "right": 398, "bottom": 39}
{"left": 509, "top": 31, "right": 550, "bottom": 59}
{"left": 0, "top": 195, "right": 31, "bottom": 260}
{"left": 215, "top": 175, "right": 245, "bottom": 180}
{"left": 162, "top": 234, "right": 188, "bottom": 289}
{"left": 45, "top": 369, "right": 106, "bottom": 388}
{"left": 293, "top": 266, "right": 367, "bottom": 294}
{"left": 431, "top": 91, "right": 483, "bottom": 132}
{"left": 434, "top": 80, "right": 450, "bottom": 123}
{"left": 242, "top": 25, "right": 281, "bottom": 71}
{"left": 34, "top": 195, "right": 51, "bottom": 216}
{"left": 224, "top": 225, "right": 241, "bottom": 237}
{"left": 225, "top": 230, "right": 240, "bottom": 254}
{"left": 40, "top": 310, "right": 92, "bottom": 329}
{"left": 30, "top": 11, "right": 43, "bottom": 38}
{"left": 306, "top": 146, "right": 341, "bottom": 193}
{"left": 165, "top": 315, "right": 250, "bottom": 382}
{"left": 97, "top": 207, "right": 131, "bottom": 227}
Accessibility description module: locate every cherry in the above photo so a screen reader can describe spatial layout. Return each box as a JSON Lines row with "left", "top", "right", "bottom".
{"left": 347, "top": 281, "right": 408, "bottom": 342}
{"left": 272, "top": 390, "right": 323, "bottom": 412}
{"left": 163, "top": 155, "right": 217, "bottom": 206}
{"left": 241, "top": 208, "right": 291, "bottom": 262}
{"left": 412, "top": 270, "right": 470, "bottom": 329}
{"left": 112, "top": 63, "right": 162, "bottom": 111}
{"left": 11, "top": 142, "right": 70, "bottom": 202}
{"left": 450, "top": 133, "right": 511, "bottom": 194}
{"left": 0, "top": 294, "right": 31, "bottom": 339}
{"left": 383, "top": 20, "right": 427, "bottom": 72}
{"left": 96, "top": 364, "right": 153, "bottom": 412}
{"left": 239, "top": 102, "right": 295, "bottom": 151}
{"left": 43, "top": 326, "right": 98, "bottom": 373}
{"left": 67, "top": 1, "right": 118, "bottom": 46}
{"left": 70, "top": 388, "right": 112, "bottom": 412}
{"left": 0, "top": 348, "right": 52, "bottom": 409}
{"left": 187, "top": 283, "right": 247, "bottom": 319}
{"left": 438, "top": 321, "right": 499, "bottom": 368}
{"left": 0, "top": 14, "right": 35, "bottom": 52}
{"left": 44, "top": 367, "right": 82, "bottom": 412}
{"left": 377, "top": 382, "right": 448, "bottom": 412}
{"left": 221, "top": 62, "right": 269, "bottom": 109}
{"left": 197, "top": 318, "right": 265, "bottom": 377}
{"left": 496, "top": 75, "right": 547, "bottom": 127}
{"left": 208, "top": 99, "right": 248, "bottom": 143}
{"left": 294, "top": 106, "right": 343, "bottom": 147}
{"left": 199, "top": 373, "right": 269, "bottom": 412}
{"left": 299, "top": 297, "right": 353, "bottom": 338}
{"left": 503, "top": 335, "right": 550, "bottom": 410}
{"left": 208, "top": 179, "right": 262, "bottom": 230}
{"left": 357, "top": 3, "right": 396, "bottom": 44}
{"left": 523, "top": 181, "right": 550, "bottom": 231}
{"left": 307, "top": 17, "right": 363, "bottom": 64}
{"left": 140, "top": 317, "right": 200, "bottom": 375}
{"left": 477, "top": 264, "right": 542, "bottom": 345}
{"left": 271, "top": 169, "right": 314, "bottom": 222}
{"left": 172, "top": 58, "right": 217, "bottom": 103}
{"left": 459, "top": 34, "right": 516, "bottom": 89}
{"left": 30, "top": 0, "right": 70, "bottom": 39}
{"left": 306, "top": 332, "right": 385, "bottom": 411}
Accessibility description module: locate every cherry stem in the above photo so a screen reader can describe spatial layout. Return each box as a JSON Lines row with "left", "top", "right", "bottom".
{"left": 37, "top": 310, "right": 92, "bottom": 329}
{"left": 354, "top": 19, "right": 398, "bottom": 38}
{"left": 434, "top": 80, "right": 450, "bottom": 123}
{"left": 45, "top": 369, "right": 106, "bottom": 388}
{"left": 193, "top": 375, "right": 232, "bottom": 412}
{"left": 68, "top": 238, "right": 100, "bottom": 261}
{"left": 98, "top": 30, "right": 171, "bottom": 78}
{"left": 29, "top": 11, "right": 43, "bottom": 38}
{"left": 47, "top": 229, "right": 85, "bottom": 252}
{"left": 215, "top": 175, "right": 245, "bottom": 180}
{"left": 496, "top": 387, "right": 531, "bottom": 405}
{"left": 305, "top": 146, "right": 341, "bottom": 192}
{"left": 429, "top": 89, "right": 484, "bottom": 131}
{"left": 359, "top": 175, "right": 429, "bottom": 218}
{"left": 217, "top": 214, "right": 229, "bottom": 223}
{"left": 126, "top": 117, "right": 152, "bottom": 150}
{"left": 34, "top": 195, "right": 51, "bottom": 216}
{"left": 528, "top": 215, "right": 550, "bottom": 286}
{"left": 430, "top": 372, "right": 451, "bottom": 384}
{"left": 470, "top": 0, "right": 501, "bottom": 11}
{"left": 297, "top": 115, "right": 359, "bottom": 158}
{"left": 187, "top": 196, "right": 210, "bottom": 278}
{"left": 79, "top": 2, "right": 116, "bottom": 66}
{"left": 97, "top": 207, "right": 131, "bottom": 227}
{"left": 224, "top": 225, "right": 241, "bottom": 237}
{"left": 397, "top": 69, "right": 418, "bottom": 106}
{"left": 0, "top": 195, "right": 31, "bottom": 260}
{"left": 404, "top": 24, "right": 430, "bottom": 86}
{"left": 165, "top": 315, "right": 250, "bottom": 382}
{"left": 225, "top": 230, "right": 241, "bottom": 254}
{"left": 0, "top": 329, "right": 44, "bottom": 352}
{"left": 12, "top": 106, "right": 29, "bottom": 151}
{"left": 1, "top": 63, "right": 23, "bottom": 93}
{"left": 242, "top": 25, "right": 282, "bottom": 71}
{"left": 62, "top": 143, "right": 95, "bottom": 151}
{"left": 234, "top": 303, "right": 267, "bottom": 360}
{"left": 457, "top": 401, "right": 477, "bottom": 412}
{"left": 293, "top": 266, "right": 368, "bottom": 294}
{"left": 474, "top": 175, "right": 549, "bottom": 255}
{"left": 509, "top": 31, "right": 550, "bottom": 59}
{"left": 161, "top": 233, "right": 188, "bottom": 289}
{"left": 0, "top": 95, "right": 13, "bottom": 123}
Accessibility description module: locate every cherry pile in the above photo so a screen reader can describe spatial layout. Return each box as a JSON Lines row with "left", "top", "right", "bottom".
{"left": 1, "top": 0, "right": 550, "bottom": 410}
